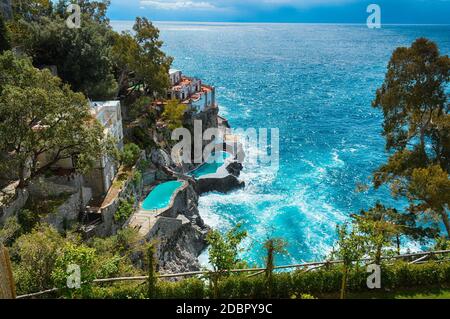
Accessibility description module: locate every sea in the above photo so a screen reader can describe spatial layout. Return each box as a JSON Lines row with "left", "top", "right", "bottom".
{"left": 112, "top": 21, "right": 450, "bottom": 266}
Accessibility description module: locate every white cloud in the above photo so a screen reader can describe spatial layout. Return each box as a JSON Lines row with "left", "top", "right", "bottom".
{"left": 140, "top": 0, "right": 216, "bottom": 10}
{"left": 248, "top": 0, "right": 357, "bottom": 8}
{"left": 139, "top": 0, "right": 357, "bottom": 11}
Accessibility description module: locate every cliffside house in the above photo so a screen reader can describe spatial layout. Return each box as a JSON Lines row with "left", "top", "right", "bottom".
{"left": 84, "top": 101, "right": 124, "bottom": 198}
{"left": 168, "top": 69, "right": 216, "bottom": 111}
{"left": 37, "top": 100, "right": 124, "bottom": 199}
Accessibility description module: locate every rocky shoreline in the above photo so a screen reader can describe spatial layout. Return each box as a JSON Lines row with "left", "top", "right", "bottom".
{"left": 131, "top": 107, "right": 245, "bottom": 274}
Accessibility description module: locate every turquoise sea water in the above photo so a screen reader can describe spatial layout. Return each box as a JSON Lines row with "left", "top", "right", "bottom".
{"left": 142, "top": 181, "right": 183, "bottom": 211}
{"left": 113, "top": 22, "right": 450, "bottom": 266}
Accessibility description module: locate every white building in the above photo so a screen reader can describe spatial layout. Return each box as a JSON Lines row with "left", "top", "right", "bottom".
{"left": 84, "top": 101, "right": 124, "bottom": 197}
{"left": 168, "top": 69, "right": 216, "bottom": 111}
{"left": 90, "top": 101, "right": 124, "bottom": 150}
{"left": 35, "top": 101, "right": 124, "bottom": 198}
{"left": 169, "top": 69, "right": 182, "bottom": 86}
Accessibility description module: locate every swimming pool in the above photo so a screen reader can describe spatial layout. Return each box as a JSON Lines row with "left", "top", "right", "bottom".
{"left": 141, "top": 181, "right": 184, "bottom": 211}
{"left": 189, "top": 151, "right": 231, "bottom": 178}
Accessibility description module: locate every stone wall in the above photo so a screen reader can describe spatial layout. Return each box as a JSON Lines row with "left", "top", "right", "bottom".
{"left": 82, "top": 152, "right": 147, "bottom": 238}
{"left": 0, "top": 174, "right": 93, "bottom": 231}
{"left": 0, "top": 188, "right": 29, "bottom": 225}
{"left": 42, "top": 192, "right": 82, "bottom": 232}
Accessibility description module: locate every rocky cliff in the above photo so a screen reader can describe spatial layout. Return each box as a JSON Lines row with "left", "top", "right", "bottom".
{"left": 143, "top": 183, "right": 210, "bottom": 274}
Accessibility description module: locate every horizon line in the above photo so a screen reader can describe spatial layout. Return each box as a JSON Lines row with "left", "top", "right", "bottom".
{"left": 110, "top": 20, "right": 450, "bottom": 27}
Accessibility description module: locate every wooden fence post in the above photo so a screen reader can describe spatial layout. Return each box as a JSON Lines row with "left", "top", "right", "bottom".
{"left": 0, "top": 244, "right": 16, "bottom": 299}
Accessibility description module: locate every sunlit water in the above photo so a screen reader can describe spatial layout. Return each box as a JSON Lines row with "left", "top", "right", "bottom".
{"left": 112, "top": 21, "right": 450, "bottom": 266}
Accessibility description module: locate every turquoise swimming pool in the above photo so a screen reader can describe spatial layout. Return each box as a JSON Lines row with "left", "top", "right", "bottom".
{"left": 189, "top": 151, "right": 231, "bottom": 178}
{"left": 142, "top": 181, "right": 183, "bottom": 211}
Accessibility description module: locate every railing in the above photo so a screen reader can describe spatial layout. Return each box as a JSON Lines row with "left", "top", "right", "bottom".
{"left": 15, "top": 249, "right": 450, "bottom": 299}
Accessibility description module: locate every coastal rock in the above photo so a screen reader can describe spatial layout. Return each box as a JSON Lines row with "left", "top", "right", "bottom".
{"left": 144, "top": 183, "right": 209, "bottom": 274}
{"left": 190, "top": 107, "right": 219, "bottom": 133}
{"left": 151, "top": 148, "right": 173, "bottom": 168}
{"left": 195, "top": 174, "right": 245, "bottom": 195}
{"left": 158, "top": 223, "right": 209, "bottom": 274}
{"left": 226, "top": 161, "right": 243, "bottom": 177}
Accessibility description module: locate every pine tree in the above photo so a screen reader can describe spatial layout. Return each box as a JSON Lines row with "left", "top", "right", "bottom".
{"left": 373, "top": 38, "right": 450, "bottom": 237}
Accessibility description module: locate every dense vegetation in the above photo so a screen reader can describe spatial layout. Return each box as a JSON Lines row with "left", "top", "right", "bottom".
{"left": 0, "top": 0, "right": 174, "bottom": 189}
{"left": 0, "top": 1, "right": 448, "bottom": 300}
{"left": 0, "top": 51, "right": 107, "bottom": 188}
{"left": 1, "top": 223, "right": 147, "bottom": 297}
{"left": 84, "top": 261, "right": 450, "bottom": 299}
{"left": 0, "top": 0, "right": 173, "bottom": 298}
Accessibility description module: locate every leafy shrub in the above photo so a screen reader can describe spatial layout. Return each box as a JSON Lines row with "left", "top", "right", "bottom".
{"left": 52, "top": 242, "right": 97, "bottom": 298}
{"left": 162, "top": 99, "right": 187, "bottom": 130}
{"left": 90, "top": 282, "right": 147, "bottom": 299}
{"left": 156, "top": 278, "right": 206, "bottom": 299}
{"left": 121, "top": 143, "right": 141, "bottom": 167}
{"left": 132, "top": 170, "right": 142, "bottom": 187}
{"left": 61, "top": 260, "right": 450, "bottom": 299}
{"left": 17, "top": 209, "right": 40, "bottom": 234}
{"left": 0, "top": 216, "right": 22, "bottom": 246}
{"left": 114, "top": 197, "right": 135, "bottom": 223}
{"left": 12, "top": 225, "right": 63, "bottom": 295}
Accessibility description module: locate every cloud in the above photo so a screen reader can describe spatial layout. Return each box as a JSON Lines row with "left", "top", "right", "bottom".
{"left": 140, "top": 0, "right": 216, "bottom": 10}
{"left": 139, "top": 0, "right": 356, "bottom": 11}
{"left": 259, "top": 0, "right": 355, "bottom": 6}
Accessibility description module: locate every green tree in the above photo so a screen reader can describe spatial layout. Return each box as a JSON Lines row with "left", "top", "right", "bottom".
{"left": 0, "top": 51, "right": 106, "bottom": 188}
{"left": 22, "top": 16, "right": 117, "bottom": 99}
{"left": 352, "top": 203, "right": 437, "bottom": 261}
{"left": 334, "top": 224, "right": 365, "bottom": 299}
{"left": 12, "top": 225, "right": 63, "bottom": 294}
{"left": 0, "top": 14, "right": 11, "bottom": 53}
{"left": 162, "top": 99, "right": 187, "bottom": 130}
{"left": 112, "top": 17, "right": 173, "bottom": 98}
{"left": 372, "top": 38, "right": 450, "bottom": 236}
{"left": 264, "top": 238, "right": 287, "bottom": 298}
{"left": 52, "top": 242, "right": 97, "bottom": 298}
{"left": 11, "top": 0, "right": 53, "bottom": 21}
{"left": 206, "top": 223, "right": 247, "bottom": 298}
{"left": 127, "top": 95, "right": 152, "bottom": 120}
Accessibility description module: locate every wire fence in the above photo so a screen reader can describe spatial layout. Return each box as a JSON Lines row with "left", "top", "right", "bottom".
{"left": 15, "top": 249, "right": 450, "bottom": 299}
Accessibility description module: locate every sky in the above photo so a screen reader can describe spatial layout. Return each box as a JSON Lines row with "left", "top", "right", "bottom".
{"left": 107, "top": 0, "right": 450, "bottom": 24}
